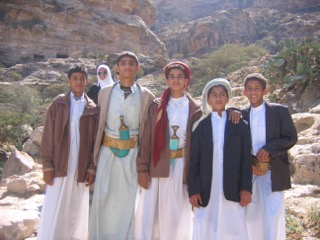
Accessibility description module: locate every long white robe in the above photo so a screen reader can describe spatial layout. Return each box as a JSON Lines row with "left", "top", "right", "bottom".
{"left": 38, "top": 93, "right": 89, "bottom": 240}
{"left": 192, "top": 112, "right": 249, "bottom": 240}
{"left": 246, "top": 103, "right": 286, "bottom": 240}
{"left": 134, "top": 95, "right": 192, "bottom": 240}
{"left": 89, "top": 84, "right": 141, "bottom": 240}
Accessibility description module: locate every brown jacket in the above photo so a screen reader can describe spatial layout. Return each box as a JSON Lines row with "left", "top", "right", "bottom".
{"left": 93, "top": 82, "right": 155, "bottom": 165}
{"left": 137, "top": 94, "right": 202, "bottom": 184}
{"left": 40, "top": 92, "right": 100, "bottom": 183}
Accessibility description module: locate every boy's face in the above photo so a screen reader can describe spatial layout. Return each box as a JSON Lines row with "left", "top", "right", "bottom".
{"left": 116, "top": 56, "right": 140, "bottom": 81}
{"left": 165, "top": 68, "right": 187, "bottom": 94}
{"left": 67, "top": 72, "right": 88, "bottom": 97}
{"left": 207, "top": 86, "right": 229, "bottom": 113}
{"left": 243, "top": 80, "right": 268, "bottom": 108}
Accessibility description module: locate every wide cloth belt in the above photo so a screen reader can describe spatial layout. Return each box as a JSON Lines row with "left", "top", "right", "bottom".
{"left": 102, "top": 134, "right": 136, "bottom": 150}
{"left": 170, "top": 148, "right": 184, "bottom": 159}
{"left": 252, "top": 155, "right": 271, "bottom": 173}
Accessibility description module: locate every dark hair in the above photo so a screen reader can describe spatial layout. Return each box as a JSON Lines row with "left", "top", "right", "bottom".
{"left": 207, "top": 85, "right": 229, "bottom": 98}
{"left": 164, "top": 64, "right": 187, "bottom": 79}
{"left": 244, "top": 73, "right": 267, "bottom": 90}
{"left": 116, "top": 51, "right": 139, "bottom": 66}
{"left": 68, "top": 64, "right": 88, "bottom": 79}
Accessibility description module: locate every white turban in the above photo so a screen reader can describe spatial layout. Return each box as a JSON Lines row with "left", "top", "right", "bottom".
{"left": 193, "top": 78, "right": 232, "bottom": 131}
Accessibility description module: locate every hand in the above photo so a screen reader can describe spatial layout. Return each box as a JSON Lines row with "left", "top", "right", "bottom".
{"left": 189, "top": 194, "right": 202, "bottom": 208}
{"left": 85, "top": 172, "right": 96, "bottom": 186}
{"left": 228, "top": 110, "right": 242, "bottom": 124}
{"left": 138, "top": 172, "right": 150, "bottom": 189}
{"left": 256, "top": 148, "right": 270, "bottom": 163}
{"left": 43, "top": 171, "right": 55, "bottom": 186}
{"left": 252, "top": 165, "right": 266, "bottom": 176}
{"left": 239, "top": 190, "right": 252, "bottom": 207}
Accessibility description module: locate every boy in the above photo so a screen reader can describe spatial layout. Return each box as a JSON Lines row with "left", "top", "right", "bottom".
{"left": 243, "top": 73, "right": 297, "bottom": 240}
{"left": 89, "top": 51, "right": 155, "bottom": 239}
{"left": 134, "top": 61, "right": 202, "bottom": 240}
{"left": 189, "top": 78, "right": 252, "bottom": 239}
{"left": 38, "top": 64, "right": 100, "bottom": 240}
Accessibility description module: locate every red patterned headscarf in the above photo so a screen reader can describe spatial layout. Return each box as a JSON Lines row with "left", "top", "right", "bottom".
{"left": 152, "top": 61, "right": 191, "bottom": 167}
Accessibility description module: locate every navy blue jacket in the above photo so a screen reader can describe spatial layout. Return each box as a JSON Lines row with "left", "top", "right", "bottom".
{"left": 188, "top": 113, "right": 252, "bottom": 207}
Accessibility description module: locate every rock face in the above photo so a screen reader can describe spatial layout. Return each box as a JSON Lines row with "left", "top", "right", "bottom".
{"left": 155, "top": 8, "right": 320, "bottom": 57}
{"left": 290, "top": 111, "right": 320, "bottom": 185}
{"left": 0, "top": 0, "right": 167, "bottom": 67}
{"left": 153, "top": 0, "right": 320, "bottom": 25}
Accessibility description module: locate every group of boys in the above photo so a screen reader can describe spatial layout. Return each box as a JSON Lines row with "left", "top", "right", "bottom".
{"left": 38, "top": 51, "right": 297, "bottom": 240}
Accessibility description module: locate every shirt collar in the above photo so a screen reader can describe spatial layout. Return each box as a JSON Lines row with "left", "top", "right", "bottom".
{"left": 70, "top": 92, "right": 85, "bottom": 102}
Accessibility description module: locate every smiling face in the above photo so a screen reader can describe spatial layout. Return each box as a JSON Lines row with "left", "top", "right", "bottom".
{"left": 243, "top": 79, "right": 268, "bottom": 108}
{"left": 207, "top": 85, "right": 229, "bottom": 113}
{"left": 165, "top": 68, "right": 187, "bottom": 97}
{"left": 67, "top": 72, "right": 88, "bottom": 97}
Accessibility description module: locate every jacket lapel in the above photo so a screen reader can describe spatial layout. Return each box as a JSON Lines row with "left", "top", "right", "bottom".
{"left": 265, "top": 102, "right": 274, "bottom": 142}
{"left": 202, "top": 114, "right": 213, "bottom": 153}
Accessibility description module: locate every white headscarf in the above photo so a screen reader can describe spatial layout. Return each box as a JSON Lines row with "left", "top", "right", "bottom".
{"left": 97, "top": 64, "right": 114, "bottom": 88}
{"left": 193, "top": 78, "right": 232, "bottom": 131}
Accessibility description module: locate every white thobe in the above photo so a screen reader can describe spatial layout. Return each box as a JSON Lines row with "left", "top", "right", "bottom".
{"left": 246, "top": 102, "right": 286, "bottom": 240}
{"left": 134, "top": 95, "right": 192, "bottom": 240}
{"left": 192, "top": 112, "right": 249, "bottom": 240}
{"left": 90, "top": 84, "right": 141, "bottom": 240}
{"left": 38, "top": 93, "right": 89, "bottom": 240}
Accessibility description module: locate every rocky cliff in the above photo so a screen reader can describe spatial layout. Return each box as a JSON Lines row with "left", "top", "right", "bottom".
{"left": 154, "top": 8, "right": 320, "bottom": 57}
{"left": 0, "top": 0, "right": 167, "bottom": 67}
{"left": 152, "top": 0, "right": 320, "bottom": 26}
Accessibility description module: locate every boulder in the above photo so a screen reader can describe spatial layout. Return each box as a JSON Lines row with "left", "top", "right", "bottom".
{"left": 290, "top": 113, "right": 320, "bottom": 185}
{"left": 22, "top": 126, "right": 43, "bottom": 158}
{"left": 22, "top": 140, "right": 40, "bottom": 158}
{"left": 0, "top": 209, "right": 39, "bottom": 240}
{"left": 2, "top": 150, "right": 35, "bottom": 179}
{"left": 7, "top": 179, "right": 28, "bottom": 195}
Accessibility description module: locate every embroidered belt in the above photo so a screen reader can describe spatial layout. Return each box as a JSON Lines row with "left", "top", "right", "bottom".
{"left": 102, "top": 134, "right": 136, "bottom": 150}
{"left": 170, "top": 148, "right": 184, "bottom": 159}
{"left": 252, "top": 155, "right": 271, "bottom": 176}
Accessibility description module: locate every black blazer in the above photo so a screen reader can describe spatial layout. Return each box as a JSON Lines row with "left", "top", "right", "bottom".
{"left": 242, "top": 102, "right": 297, "bottom": 191}
{"left": 188, "top": 113, "right": 252, "bottom": 207}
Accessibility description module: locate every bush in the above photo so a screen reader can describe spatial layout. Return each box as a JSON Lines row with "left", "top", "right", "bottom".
{"left": 260, "top": 37, "right": 320, "bottom": 94}
{"left": 42, "top": 83, "right": 70, "bottom": 99}
{"left": 190, "top": 44, "right": 268, "bottom": 96}
{"left": 286, "top": 207, "right": 304, "bottom": 238}
{"left": 0, "top": 84, "right": 43, "bottom": 149}
{"left": 308, "top": 206, "right": 320, "bottom": 232}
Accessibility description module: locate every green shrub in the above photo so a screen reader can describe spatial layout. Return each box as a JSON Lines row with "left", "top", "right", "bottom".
{"left": 42, "top": 83, "right": 70, "bottom": 99}
{"left": 0, "top": 84, "right": 43, "bottom": 149}
{"left": 260, "top": 37, "right": 320, "bottom": 94}
{"left": 190, "top": 44, "right": 268, "bottom": 96}
{"left": 5, "top": 71, "right": 22, "bottom": 81}
{"left": 308, "top": 206, "right": 320, "bottom": 231}
{"left": 286, "top": 208, "right": 304, "bottom": 237}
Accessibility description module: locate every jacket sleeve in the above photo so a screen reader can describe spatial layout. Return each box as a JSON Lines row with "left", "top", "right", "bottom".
{"left": 87, "top": 107, "right": 100, "bottom": 175}
{"left": 240, "top": 120, "right": 253, "bottom": 193}
{"left": 188, "top": 124, "right": 202, "bottom": 197}
{"left": 40, "top": 103, "right": 55, "bottom": 172}
{"left": 136, "top": 103, "right": 154, "bottom": 173}
{"left": 263, "top": 106, "right": 297, "bottom": 158}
